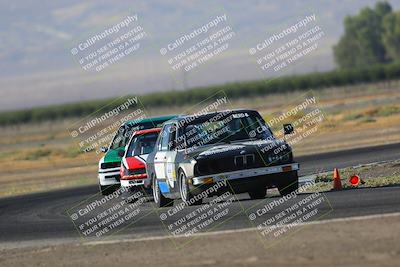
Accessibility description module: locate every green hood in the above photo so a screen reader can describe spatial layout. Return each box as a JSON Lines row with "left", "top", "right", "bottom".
{"left": 103, "top": 148, "right": 124, "bottom": 163}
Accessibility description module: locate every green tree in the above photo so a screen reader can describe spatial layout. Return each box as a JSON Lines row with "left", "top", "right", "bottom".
{"left": 375, "top": 1, "right": 392, "bottom": 17}
{"left": 334, "top": 1, "right": 392, "bottom": 68}
{"left": 382, "top": 11, "right": 400, "bottom": 61}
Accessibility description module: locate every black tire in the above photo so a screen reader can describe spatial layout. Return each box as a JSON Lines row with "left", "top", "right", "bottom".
{"left": 179, "top": 171, "right": 203, "bottom": 206}
{"left": 152, "top": 176, "right": 174, "bottom": 208}
{"left": 248, "top": 187, "right": 266, "bottom": 199}
{"left": 277, "top": 171, "right": 299, "bottom": 196}
{"left": 99, "top": 183, "right": 117, "bottom": 196}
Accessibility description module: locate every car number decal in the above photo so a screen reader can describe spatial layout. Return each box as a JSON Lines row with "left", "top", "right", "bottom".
{"left": 166, "top": 163, "right": 175, "bottom": 188}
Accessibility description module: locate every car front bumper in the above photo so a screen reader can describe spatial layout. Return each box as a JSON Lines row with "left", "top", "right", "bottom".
{"left": 120, "top": 178, "right": 151, "bottom": 188}
{"left": 191, "top": 163, "right": 299, "bottom": 186}
{"left": 98, "top": 167, "right": 121, "bottom": 186}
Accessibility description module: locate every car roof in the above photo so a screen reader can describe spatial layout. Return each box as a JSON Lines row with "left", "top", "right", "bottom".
{"left": 169, "top": 109, "right": 259, "bottom": 123}
{"left": 121, "top": 114, "right": 179, "bottom": 127}
{"left": 126, "top": 127, "right": 161, "bottom": 150}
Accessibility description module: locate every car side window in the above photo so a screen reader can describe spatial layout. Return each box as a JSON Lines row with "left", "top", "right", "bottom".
{"left": 121, "top": 127, "right": 133, "bottom": 147}
{"left": 168, "top": 124, "right": 177, "bottom": 151}
{"left": 159, "top": 124, "right": 172, "bottom": 151}
{"left": 110, "top": 126, "right": 125, "bottom": 149}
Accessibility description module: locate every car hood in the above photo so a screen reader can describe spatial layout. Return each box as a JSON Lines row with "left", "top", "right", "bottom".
{"left": 123, "top": 155, "right": 148, "bottom": 170}
{"left": 188, "top": 139, "right": 289, "bottom": 160}
{"left": 104, "top": 149, "right": 122, "bottom": 163}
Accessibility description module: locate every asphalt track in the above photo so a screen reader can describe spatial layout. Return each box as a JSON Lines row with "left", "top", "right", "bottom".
{"left": 0, "top": 142, "right": 399, "bottom": 244}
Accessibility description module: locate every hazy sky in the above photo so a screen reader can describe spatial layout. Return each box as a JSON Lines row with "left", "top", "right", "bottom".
{"left": 0, "top": 0, "right": 399, "bottom": 111}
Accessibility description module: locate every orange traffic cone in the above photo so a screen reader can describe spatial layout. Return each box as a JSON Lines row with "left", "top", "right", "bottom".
{"left": 332, "top": 168, "right": 343, "bottom": 190}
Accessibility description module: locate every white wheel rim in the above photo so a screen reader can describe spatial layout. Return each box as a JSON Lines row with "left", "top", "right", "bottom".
{"left": 180, "top": 173, "right": 187, "bottom": 202}
{"left": 153, "top": 178, "right": 159, "bottom": 204}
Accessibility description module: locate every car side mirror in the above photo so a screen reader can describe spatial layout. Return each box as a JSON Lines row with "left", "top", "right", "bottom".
{"left": 283, "top": 124, "right": 294, "bottom": 135}
{"left": 100, "top": 147, "right": 108, "bottom": 153}
{"left": 117, "top": 149, "right": 125, "bottom": 157}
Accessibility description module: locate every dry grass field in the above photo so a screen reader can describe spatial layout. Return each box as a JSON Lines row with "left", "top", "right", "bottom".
{"left": 1, "top": 81, "right": 400, "bottom": 197}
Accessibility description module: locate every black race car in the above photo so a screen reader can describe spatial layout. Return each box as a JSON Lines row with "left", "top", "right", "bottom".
{"left": 146, "top": 109, "right": 299, "bottom": 207}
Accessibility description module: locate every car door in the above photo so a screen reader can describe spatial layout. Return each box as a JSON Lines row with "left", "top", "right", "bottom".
{"left": 154, "top": 124, "right": 171, "bottom": 180}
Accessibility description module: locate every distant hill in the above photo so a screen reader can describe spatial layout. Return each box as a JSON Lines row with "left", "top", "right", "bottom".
{"left": 0, "top": 0, "right": 399, "bottom": 111}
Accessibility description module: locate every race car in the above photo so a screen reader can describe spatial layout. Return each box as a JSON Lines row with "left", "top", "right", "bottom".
{"left": 146, "top": 109, "right": 299, "bottom": 207}
{"left": 98, "top": 115, "right": 177, "bottom": 195}
{"left": 119, "top": 128, "right": 161, "bottom": 194}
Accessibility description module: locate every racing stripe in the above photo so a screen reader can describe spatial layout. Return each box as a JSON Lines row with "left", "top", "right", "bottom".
{"left": 135, "top": 155, "right": 147, "bottom": 164}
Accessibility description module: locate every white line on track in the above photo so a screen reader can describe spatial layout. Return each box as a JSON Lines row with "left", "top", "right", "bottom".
{"left": 84, "top": 211, "right": 400, "bottom": 246}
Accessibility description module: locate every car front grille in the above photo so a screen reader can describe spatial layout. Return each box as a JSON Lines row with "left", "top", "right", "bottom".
{"left": 101, "top": 162, "right": 121, "bottom": 169}
{"left": 105, "top": 174, "right": 120, "bottom": 181}
{"left": 127, "top": 168, "right": 146, "bottom": 175}
{"left": 195, "top": 152, "right": 292, "bottom": 176}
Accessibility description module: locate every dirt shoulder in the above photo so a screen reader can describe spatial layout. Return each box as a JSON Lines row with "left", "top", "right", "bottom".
{"left": 1, "top": 213, "right": 399, "bottom": 267}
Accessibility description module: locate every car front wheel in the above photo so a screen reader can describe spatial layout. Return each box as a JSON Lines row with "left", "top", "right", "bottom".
{"left": 152, "top": 176, "right": 173, "bottom": 208}
{"left": 277, "top": 171, "right": 299, "bottom": 196}
{"left": 179, "top": 171, "right": 202, "bottom": 206}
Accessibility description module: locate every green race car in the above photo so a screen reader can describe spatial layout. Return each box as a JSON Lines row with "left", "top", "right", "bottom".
{"left": 98, "top": 115, "right": 177, "bottom": 195}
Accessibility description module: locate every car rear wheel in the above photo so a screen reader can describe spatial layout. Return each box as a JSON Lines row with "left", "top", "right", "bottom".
{"left": 152, "top": 176, "right": 173, "bottom": 208}
{"left": 179, "top": 171, "right": 202, "bottom": 206}
{"left": 277, "top": 171, "right": 299, "bottom": 196}
{"left": 248, "top": 187, "right": 266, "bottom": 199}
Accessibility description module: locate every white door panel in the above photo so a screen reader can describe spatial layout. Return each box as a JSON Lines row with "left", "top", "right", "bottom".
{"left": 165, "top": 151, "right": 177, "bottom": 188}
{"left": 154, "top": 151, "right": 167, "bottom": 179}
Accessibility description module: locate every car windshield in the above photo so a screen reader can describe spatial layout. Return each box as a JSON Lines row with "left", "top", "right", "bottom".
{"left": 180, "top": 111, "right": 273, "bottom": 148}
{"left": 126, "top": 132, "right": 159, "bottom": 156}
{"left": 110, "top": 121, "right": 166, "bottom": 150}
